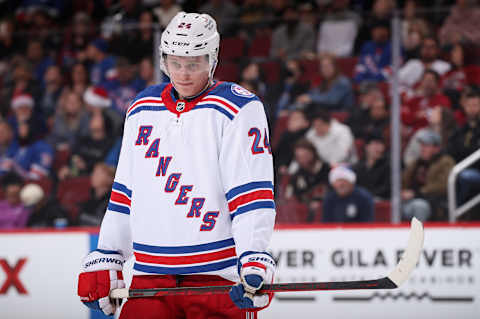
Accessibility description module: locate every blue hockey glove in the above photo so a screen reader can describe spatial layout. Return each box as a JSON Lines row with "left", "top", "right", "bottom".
{"left": 229, "top": 251, "right": 276, "bottom": 309}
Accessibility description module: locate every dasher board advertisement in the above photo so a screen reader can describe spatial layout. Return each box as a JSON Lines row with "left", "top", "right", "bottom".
{"left": 0, "top": 224, "right": 479, "bottom": 318}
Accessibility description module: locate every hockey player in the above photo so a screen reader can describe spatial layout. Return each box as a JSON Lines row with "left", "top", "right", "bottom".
{"left": 77, "top": 12, "right": 276, "bottom": 319}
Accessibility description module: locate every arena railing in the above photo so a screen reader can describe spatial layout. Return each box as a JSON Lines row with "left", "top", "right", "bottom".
{"left": 447, "top": 148, "right": 480, "bottom": 222}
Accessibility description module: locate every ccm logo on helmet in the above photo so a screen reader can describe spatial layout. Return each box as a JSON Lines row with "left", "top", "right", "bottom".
{"left": 173, "top": 41, "right": 189, "bottom": 46}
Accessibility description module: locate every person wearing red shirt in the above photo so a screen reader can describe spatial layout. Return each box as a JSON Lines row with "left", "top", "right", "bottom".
{"left": 402, "top": 69, "right": 452, "bottom": 131}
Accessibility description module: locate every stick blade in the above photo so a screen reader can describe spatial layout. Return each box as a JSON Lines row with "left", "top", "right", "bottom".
{"left": 387, "top": 217, "right": 424, "bottom": 287}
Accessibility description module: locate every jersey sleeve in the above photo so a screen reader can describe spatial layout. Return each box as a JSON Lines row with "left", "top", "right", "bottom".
{"left": 220, "top": 100, "right": 276, "bottom": 257}
{"left": 97, "top": 116, "right": 134, "bottom": 258}
{"left": 97, "top": 84, "right": 166, "bottom": 258}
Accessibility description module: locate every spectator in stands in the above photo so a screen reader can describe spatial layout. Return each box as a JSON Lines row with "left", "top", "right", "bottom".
{"left": 124, "top": 9, "right": 156, "bottom": 64}
{"left": 199, "top": 0, "right": 238, "bottom": 36}
{"left": 239, "top": 62, "right": 266, "bottom": 98}
{"left": 439, "top": 0, "right": 480, "bottom": 47}
{"left": 296, "top": 54, "right": 354, "bottom": 111}
{"left": 86, "top": 38, "right": 116, "bottom": 86}
{"left": 401, "top": 0, "right": 431, "bottom": 60}
{"left": 84, "top": 86, "right": 123, "bottom": 136}
{"left": 316, "top": 0, "right": 361, "bottom": 57}
{"left": 0, "top": 173, "right": 30, "bottom": 229}
{"left": 401, "top": 69, "right": 452, "bottom": 131}
{"left": 347, "top": 82, "right": 381, "bottom": 132}
{"left": 21, "top": 183, "right": 71, "bottom": 228}
{"left": 265, "top": 0, "right": 289, "bottom": 28}
{"left": 40, "top": 65, "right": 64, "bottom": 121}
{"left": 8, "top": 93, "right": 47, "bottom": 140}
{"left": 349, "top": 86, "right": 389, "bottom": 141}
{"left": 100, "top": 0, "right": 144, "bottom": 40}
{"left": 138, "top": 57, "right": 155, "bottom": 89}
{"left": 354, "top": 19, "right": 392, "bottom": 83}
{"left": 448, "top": 88, "right": 480, "bottom": 205}
{"left": 269, "top": 59, "right": 309, "bottom": 118}
{"left": 10, "top": 115, "right": 53, "bottom": 180}
{"left": 353, "top": 133, "right": 390, "bottom": 199}
{"left": 0, "top": 120, "right": 18, "bottom": 177}
{"left": 355, "top": 0, "right": 394, "bottom": 53}
{"left": 48, "top": 90, "right": 90, "bottom": 151}
{"left": 285, "top": 139, "right": 330, "bottom": 221}
{"left": 404, "top": 107, "right": 456, "bottom": 166}
{"left": 153, "top": 0, "right": 182, "bottom": 29}
{"left": 77, "top": 162, "right": 115, "bottom": 226}
{"left": 322, "top": 165, "right": 374, "bottom": 223}
{"left": 70, "top": 62, "right": 90, "bottom": 96}
{"left": 402, "top": 130, "right": 455, "bottom": 221}
{"left": 442, "top": 44, "right": 480, "bottom": 108}
{"left": 59, "top": 112, "right": 114, "bottom": 179}
{"left": 0, "top": 18, "right": 23, "bottom": 60}
{"left": 238, "top": 0, "right": 268, "bottom": 27}
{"left": 306, "top": 110, "right": 357, "bottom": 165}
{"left": 25, "top": 39, "right": 54, "bottom": 86}
{"left": 16, "top": 3, "right": 63, "bottom": 30}
{"left": 60, "top": 12, "right": 94, "bottom": 67}
{"left": 0, "top": 58, "right": 41, "bottom": 117}
{"left": 398, "top": 37, "right": 451, "bottom": 91}
{"left": 104, "top": 57, "right": 142, "bottom": 114}
{"left": 274, "top": 110, "right": 310, "bottom": 174}
{"left": 270, "top": 6, "right": 315, "bottom": 59}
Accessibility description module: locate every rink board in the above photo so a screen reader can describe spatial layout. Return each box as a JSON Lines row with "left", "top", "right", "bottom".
{"left": 0, "top": 224, "right": 479, "bottom": 319}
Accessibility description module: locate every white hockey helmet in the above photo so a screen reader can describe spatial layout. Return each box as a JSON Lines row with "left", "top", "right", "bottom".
{"left": 160, "top": 12, "right": 220, "bottom": 79}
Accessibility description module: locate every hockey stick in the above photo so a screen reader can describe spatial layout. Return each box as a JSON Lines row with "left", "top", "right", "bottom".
{"left": 111, "top": 217, "right": 424, "bottom": 299}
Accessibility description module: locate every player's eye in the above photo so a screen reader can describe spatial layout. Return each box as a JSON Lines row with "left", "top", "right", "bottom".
{"left": 186, "top": 64, "right": 200, "bottom": 72}
{"left": 170, "top": 61, "right": 181, "bottom": 70}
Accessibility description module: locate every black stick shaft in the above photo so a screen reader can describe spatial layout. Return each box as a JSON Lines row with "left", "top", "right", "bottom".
{"left": 128, "top": 277, "right": 397, "bottom": 298}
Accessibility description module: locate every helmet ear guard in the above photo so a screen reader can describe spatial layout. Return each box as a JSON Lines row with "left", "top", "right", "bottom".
{"left": 159, "top": 12, "right": 220, "bottom": 80}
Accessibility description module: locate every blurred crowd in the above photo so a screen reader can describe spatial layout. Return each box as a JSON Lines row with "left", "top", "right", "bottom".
{"left": 1, "top": 0, "right": 480, "bottom": 229}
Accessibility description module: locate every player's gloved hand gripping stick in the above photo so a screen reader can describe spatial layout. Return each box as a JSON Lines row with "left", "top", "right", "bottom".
{"left": 110, "top": 218, "right": 424, "bottom": 300}
{"left": 78, "top": 250, "right": 125, "bottom": 315}
{"left": 229, "top": 251, "right": 276, "bottom": 309}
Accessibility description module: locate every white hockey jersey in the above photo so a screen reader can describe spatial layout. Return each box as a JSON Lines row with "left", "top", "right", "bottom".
{"left": 97, "top": 81, "right": 276, "bottom": 282}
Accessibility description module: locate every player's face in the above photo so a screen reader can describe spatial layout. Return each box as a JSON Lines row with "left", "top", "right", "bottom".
{"left": 166, "top": 55, "right": 210, "bottom": 98}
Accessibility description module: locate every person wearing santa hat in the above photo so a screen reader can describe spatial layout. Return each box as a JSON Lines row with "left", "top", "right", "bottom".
{"left": 8, "top": 93, "right": 47, "bottom": 140}
{"left": 7, "top": 96, "right": 54, "bottom": 180}
{"left": 83, "top": 85, "right": 123, "bottom": 136}
{"left": 322, "top": 165, "right": 374, "bottom": 223}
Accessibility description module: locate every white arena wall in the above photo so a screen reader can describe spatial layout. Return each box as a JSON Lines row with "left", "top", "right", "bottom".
{"left": 0, "top": 224, "right": 479, "bottom": 319}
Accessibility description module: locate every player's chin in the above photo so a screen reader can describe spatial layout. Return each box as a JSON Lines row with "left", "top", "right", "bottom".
{"left": 175, "top": 84, "right": 195, "bottom": 96}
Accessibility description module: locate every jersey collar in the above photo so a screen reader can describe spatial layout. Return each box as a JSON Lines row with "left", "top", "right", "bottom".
{"left": 161, "top": 81, "right": 221, "bottom": 116}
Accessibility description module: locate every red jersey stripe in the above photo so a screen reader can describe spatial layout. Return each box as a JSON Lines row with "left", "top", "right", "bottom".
{"left": 110, "top": 191, "right": 131, "bottom": 206}
{"left": 201, "top": 97, "right": 238, "bottom": 114}
{"left": 134, "top": 247, "right": 237, "bottom": 265}
{"left": 228, "top": 190, "right": 274, "bottom": 212}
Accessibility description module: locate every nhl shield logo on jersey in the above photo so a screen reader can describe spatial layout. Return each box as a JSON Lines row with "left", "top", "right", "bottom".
{"left": 176, "top": 101, "right": 186, "bottom": 112}
{"left": 231, "top": 84, "right": 255, "bottom": 98}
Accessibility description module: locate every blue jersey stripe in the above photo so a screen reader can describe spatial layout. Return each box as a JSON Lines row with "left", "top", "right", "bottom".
{"left": 95, "top": 249, "right": 120, "bottom": 254}
{"left": 112, "top": 182, "right": 132, "bottom": 198}
{"left": 133, "top": 238, "right": 235, "bottom": 254}
{"left": 128, "top": 105, "right": 167, "bottom": 118}
{"left": 192, "top": 105, "right": 234, "bottom": 120}
{"left": 226, "top": 181, "right": 274, "bottom": 200}
{"left": 107, "top": 202, "right": 130, "bottom": 215}
{"left": 231, "top": 200, "right": 275, "bottom": 220}
{"left": 133, "top": 258, "right": 237, "bottom": 274}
